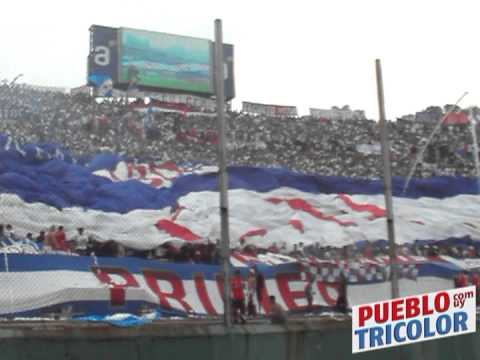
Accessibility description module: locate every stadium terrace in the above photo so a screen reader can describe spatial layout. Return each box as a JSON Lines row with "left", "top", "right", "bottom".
{"left": 0, "top": 83, "right": 479, "bottom": 322}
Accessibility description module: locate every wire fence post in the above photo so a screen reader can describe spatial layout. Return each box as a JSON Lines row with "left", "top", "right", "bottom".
{"left": 214, "top": 18, "right": 232, "bottom": 328}
{"left": 3, "top": 251, "right": 14, "bottom": 317}
{"left": 375, "top": 59, "right": 399, "bottom": 299}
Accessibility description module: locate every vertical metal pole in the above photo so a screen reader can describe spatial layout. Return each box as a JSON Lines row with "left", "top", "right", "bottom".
{"left": 375, "top": 59, "right": 399, "bottom": 299}
{"left": 469, "top": 108, "right": 480, "bottom": 192}
{"left": 215, "top": 19, "right": 231, "bottom": 327}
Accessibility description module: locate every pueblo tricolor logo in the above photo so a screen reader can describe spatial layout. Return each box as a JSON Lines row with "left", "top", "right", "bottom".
{"left": 352, "top": 286, "right": 476, "bottom": 353}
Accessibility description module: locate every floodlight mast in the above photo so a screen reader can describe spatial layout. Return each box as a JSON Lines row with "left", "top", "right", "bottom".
{"left": 214, "top": 19, "right": 232, "bottom": 328}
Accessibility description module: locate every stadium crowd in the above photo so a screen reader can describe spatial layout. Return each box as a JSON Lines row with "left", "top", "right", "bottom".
{"left": 2, "top": 219, "right": 480, "bottom": 263}
{"left": 0, "top": 84, "right": 480, "bottom": 263}
{"left": 0, "top": 84, "right": 478, "bottom": 179}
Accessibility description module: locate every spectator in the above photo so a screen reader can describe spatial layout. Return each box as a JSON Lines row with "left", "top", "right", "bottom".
{"left": 298, "top": 242, "right": 305, "bottom": 257}
{"left": 269, "top": 295, "right": 287, "bottom": 324}
{"left": 256, "top": 269, "right": 265, "bottom": 313}
{"left": 335, "top": 273, "right": 348, "bottom": 313}
{"left": 22, "top": 233, "right": 39, "bottom": 251}
{"left": 243, "top": 244, "right": 257, "bottom": 257}
{"left": 54, "top": 226, "right": 68, "bottom": 252}
{"left": 363, "top": 241, "right": 374, "bottom": 258}
{"left": 0, "top": 224, "right": 10, "bottom": 247}
{"left": 71, "top": 228, "right": 89, "bottom": 255}
{"left": 305, "top": 275, "right": 314, "bottom": 312}
{"left": 231, "top": 269, "right": 246, "bottom": 324}
{"left": 470, "top": 271, "right": 480, "bottom": 306}
{"left": 454, "top": 271, "right": 469, "bottom": 288}
{"left": 44, "top": 226, "right": 57, "bottom": 251}
{"left": 247, "top": 268, "right": 257, "bottom": 317}
{"left": 5, "top": 224, "right": 16, "bottom": 243}
{"left": 268, "top": 242, "right": 279, "bottom": 254}
{"left": 290, "top": 244, "right": 302, "bottom": 258}
{"left": 35, "top": 230, "right": 45, "bottom": 249}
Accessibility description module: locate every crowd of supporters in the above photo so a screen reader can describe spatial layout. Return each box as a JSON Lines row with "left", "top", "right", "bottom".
{"left": 0, "top": 84, "right": 479, "bottom": 179}
{"left": 1, "top": 84, "right": 480, "bottom": 262}
{"left": 3, "top": 219, "right": 480, "bottom": 263}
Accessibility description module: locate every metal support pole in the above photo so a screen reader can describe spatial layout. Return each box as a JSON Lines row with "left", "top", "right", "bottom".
{"left": 214, "top": 19, "right": 231, "bottom": 328}
{"left": 375, "top": 59, "right": 399, "bottom": 299}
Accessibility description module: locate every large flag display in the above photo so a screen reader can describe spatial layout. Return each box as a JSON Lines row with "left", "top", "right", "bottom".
{"left": 0, "top": 133, "right": 479, "bottom": 250}
{"left": 0, "top": 133, "right": 477, "bottom": 316}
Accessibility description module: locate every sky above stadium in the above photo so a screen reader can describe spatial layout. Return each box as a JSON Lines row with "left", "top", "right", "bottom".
{"left": 1, "top": 0, "right": 479, "bottom": 119}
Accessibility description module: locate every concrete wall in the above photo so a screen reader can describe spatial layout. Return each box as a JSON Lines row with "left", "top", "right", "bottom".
{"left": 0, "top": 319, "right": 479, "bottom": 360}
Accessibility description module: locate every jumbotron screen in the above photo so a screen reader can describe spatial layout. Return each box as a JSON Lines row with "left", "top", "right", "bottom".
{"left": 119, "top": 28, "right": 213, "bottom": 94}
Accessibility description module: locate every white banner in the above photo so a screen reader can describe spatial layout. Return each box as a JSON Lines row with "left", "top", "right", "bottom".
{"left": 109, "top": 90, "right": 218, "bottom": 111}
{"left": 242, "top": 101, "right": 298, "bottom": 117}
{"left": 0, "top": 260, "right": 453, "bottom": 317}
{"left": 310, "top": 108, "right": 366, "bottom": 121}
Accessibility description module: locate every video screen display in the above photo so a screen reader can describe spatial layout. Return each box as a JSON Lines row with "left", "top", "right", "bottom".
{"left": 119, "top": 28, "right": 213, "bottom": 94}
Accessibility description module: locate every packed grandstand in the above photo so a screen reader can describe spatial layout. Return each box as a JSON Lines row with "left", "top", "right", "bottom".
{"left": 0, "top": 82, "right": 480, "bottom": 319}
{"left": 0, "top": 83, "right": 479, "bottom": 261}
{"left": 0, "top": 83, "right": 477, "bottom": 179}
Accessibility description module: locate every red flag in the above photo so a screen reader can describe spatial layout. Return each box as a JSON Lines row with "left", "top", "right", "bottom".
{"left": 239, "top": 228, "right": 267, "bottom": 242}
{"left": 289, "top": 219, "right": 304, "bottom": 233}
{"left": 443, "top": 112, "right": 469, "bottom": 125}
{"left": 155, "top": 219, "right": 201, "bottom": 241}
{"left": 267, "top": 197, "right": 356, "bottom": 226}
{"left": 339, "top": 194, "right": 386, "bottom": 219}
